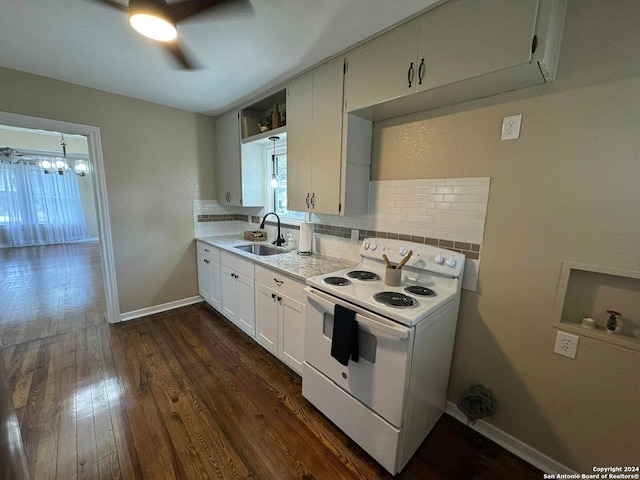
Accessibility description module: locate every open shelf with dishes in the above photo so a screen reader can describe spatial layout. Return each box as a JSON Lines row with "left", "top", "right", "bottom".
{"left": 551, "top": 261, "right": 640, "bottom": 351}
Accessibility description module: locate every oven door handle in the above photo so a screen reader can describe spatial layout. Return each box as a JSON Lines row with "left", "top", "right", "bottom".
{"left": 304, "top": 288, "right": 410, "bottom": 340}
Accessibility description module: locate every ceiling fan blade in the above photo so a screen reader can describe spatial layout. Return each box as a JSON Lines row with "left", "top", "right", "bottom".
{"left": 90, "top": 0, "right": 128, "bottom": 12}
{"left": 164, "top": 41, "right": 197, "bottom": 70}
{"left": 167, "top": 0, "right": 225, "bottom": 22}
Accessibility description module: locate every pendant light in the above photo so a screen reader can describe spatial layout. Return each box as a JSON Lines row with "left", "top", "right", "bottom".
{"left": 269, "top": 136, "right": 279, "bottom": 188}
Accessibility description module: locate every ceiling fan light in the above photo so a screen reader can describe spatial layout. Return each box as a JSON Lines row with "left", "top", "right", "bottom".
{"left": 129, "top": 13, "right": 177, "bottom": 42}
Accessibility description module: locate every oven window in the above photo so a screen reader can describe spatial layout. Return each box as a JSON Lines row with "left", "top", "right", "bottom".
{"left": 322, "top": 313, "right": 377, "bottom": 364}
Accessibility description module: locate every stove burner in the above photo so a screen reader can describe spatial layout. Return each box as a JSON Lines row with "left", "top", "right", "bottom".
{"left": 373, "top": 291, "right": 418, "bottom": 308}
{"left": 404, "top": 285, "right": 436, "bottom": 297}
{"left": 347, "top": 270, "right": 380, "bottom": 281}
{"left": 324, "top": 276, "right": 351, "bottom": 286}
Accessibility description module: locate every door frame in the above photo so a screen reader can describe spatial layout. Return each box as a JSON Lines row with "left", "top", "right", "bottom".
{"left": 0, "top": 111, "right": 120, "bottom": 323}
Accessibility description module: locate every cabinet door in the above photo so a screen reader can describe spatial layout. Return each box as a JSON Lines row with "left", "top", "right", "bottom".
{"left": 209, "top": 260, "right": 222, "bottom": 313}
{"left": 310, "top": 58, "right": 344, "bottom": 215}
{"left": 255, "top": 283, "right": 278, "bottom": 355}
{"left": 278, "top": 295, "right": 305, "bottom": 375}
{"left": 416, "top": 0, "right": 538, "bottom": 92}
{"left": 235, "top": 272, "right": 255, "bottom": 337}
{"left": 220, "top": 265, "right": 238, "bottom": 324}
{"left": 216, "top": 110, "right": 242, "bottom": 206}
{"left": 197, "top": 252, "right": 212, "bottom": 303}
{"left": 344, "top": 20, "right": 419, "bottom": 112}
{"left": 286, "top": 73, "right": 313, "bottom": 212}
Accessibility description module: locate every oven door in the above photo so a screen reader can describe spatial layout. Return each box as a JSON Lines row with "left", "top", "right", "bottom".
{"left": 303, "top": 287, "right": 414, "bottom": 427}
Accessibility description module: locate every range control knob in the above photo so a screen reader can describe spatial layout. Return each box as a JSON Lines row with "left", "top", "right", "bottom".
{"left": 363, "top": 242, "right": 370, "bottom": 250}
{"left": 434, "top": 253, "right": 445, "bottom": 265}
{"left": 370, "top": 243, "right": 377, "bottom": 251}
{"left": 399, "top": 248, "right": 408, "bottom": 256}
{"left": 446, "top": 256, "right": 457, "bottom": 268}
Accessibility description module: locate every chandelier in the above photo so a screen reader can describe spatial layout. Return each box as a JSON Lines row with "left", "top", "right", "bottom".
{"left": 39, "top": 134, "right": 89, "bottom": 176}
{"left": 0, "top": 134, "right": 89, "bottom": 176}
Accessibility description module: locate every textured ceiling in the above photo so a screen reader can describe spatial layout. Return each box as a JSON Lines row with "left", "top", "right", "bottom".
{"left": 0, "top": 0, "right": 440, "bottom": 115}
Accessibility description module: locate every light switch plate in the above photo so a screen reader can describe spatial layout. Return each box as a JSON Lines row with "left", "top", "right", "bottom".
{"left": 501, "top": 114, "right": 522, "bottom": 140}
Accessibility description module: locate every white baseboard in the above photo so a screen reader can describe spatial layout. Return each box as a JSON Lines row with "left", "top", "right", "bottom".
{"left": 119, "top": 296, "right": 203, "bottom": 322}
{"left": 445, "top": 401, "right": 575, "bottom": 475}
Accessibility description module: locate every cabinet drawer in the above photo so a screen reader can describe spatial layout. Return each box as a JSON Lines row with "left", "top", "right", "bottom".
{"left": 255, "top": 265, "right": 305, "bottom": 303}
{"left": 221, "top": 251, "right": 254, "bottom": 279}
{"left": 197, "top": 241, "right": 220, "bottom": 263}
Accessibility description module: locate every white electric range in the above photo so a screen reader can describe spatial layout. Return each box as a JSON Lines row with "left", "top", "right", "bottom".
{"left": 302, "top": 238, "right": 465, "bottom": 474}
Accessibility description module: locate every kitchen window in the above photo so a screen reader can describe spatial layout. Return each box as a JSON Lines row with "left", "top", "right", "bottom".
{"left": 265, "top": 144, "right": 306, "bottom": 224}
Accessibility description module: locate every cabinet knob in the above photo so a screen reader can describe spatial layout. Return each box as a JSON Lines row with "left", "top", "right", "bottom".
{"left": 271, "top": 293, "right": 276, "bottom": 299}
{"left": 277, "top": 296, "right": 282, "bottom": 302}
{"left": 204, "top": 259, "right": 210, "bottom": 264}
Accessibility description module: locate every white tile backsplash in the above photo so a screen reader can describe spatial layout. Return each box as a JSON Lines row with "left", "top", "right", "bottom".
{"left": 315, "top": 176, "right": 490, "bottom": 246}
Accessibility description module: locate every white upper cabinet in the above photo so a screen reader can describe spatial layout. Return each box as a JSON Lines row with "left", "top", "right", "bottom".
{"left": 287, "top": 58, "right": 370, "bottom": 216}
{"left": 286, "top": 73, "right": 313, "bottom": 213}
{"left": 215, "top": 110, "right": 265, "bottom": 207}
{"left": 344, "top": 21, "right": 419, "bottom": 113}
{"left": 345, "top": 0, "right": 565, "bottom": 120}
{"left": 416, "top": 0, "right": 538, "bottom": 92}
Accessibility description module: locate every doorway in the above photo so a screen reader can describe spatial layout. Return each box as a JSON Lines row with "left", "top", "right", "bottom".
{"left": 0, "top": 111, "right": 119, "bottom": 327}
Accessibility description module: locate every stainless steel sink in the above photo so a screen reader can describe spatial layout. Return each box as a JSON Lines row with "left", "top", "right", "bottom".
{"left": 233, "top": 244, "right": 287, "bottom": 256}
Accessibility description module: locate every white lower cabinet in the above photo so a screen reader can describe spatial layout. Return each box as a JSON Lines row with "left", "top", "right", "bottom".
{"left": 254, "top": 265, "right": 306, "bottom": 375}
{"left": 197, "top": 242, "right": 222, "bottom": 312}
{"left": 220, "top": 251, "right": 255, "bottom": 337}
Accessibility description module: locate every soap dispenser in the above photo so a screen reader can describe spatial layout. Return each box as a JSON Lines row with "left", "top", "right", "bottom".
{"left": 606, "top": 310, "right": 621, "bottom": 334}
{"left": 287, "top": 233, "right": 297, "bottom": 251}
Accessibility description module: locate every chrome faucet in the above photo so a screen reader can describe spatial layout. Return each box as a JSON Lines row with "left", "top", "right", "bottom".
{"left": 260, "top": 212, "right": 285, "bottom": 246}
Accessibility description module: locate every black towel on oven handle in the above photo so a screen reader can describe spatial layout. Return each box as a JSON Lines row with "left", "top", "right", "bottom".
{"left": 331, "top": 304, "right": 359, "bottom": 366}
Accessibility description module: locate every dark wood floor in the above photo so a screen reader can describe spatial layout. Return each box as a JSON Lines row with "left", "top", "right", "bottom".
{"left": 0, "top": 243, "right": 543, "bottom": 479}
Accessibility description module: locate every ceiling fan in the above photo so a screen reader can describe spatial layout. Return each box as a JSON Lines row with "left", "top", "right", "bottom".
{"left": 93, "top": 0, "right": 233, "bottom": 69}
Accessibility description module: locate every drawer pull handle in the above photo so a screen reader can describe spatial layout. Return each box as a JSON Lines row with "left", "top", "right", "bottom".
{"left": 277, "top": 296, "right": 282, "bottom": 302}
{"left": 274, "top": 278, "right": 284, "bottom": 286}
{"left": 407, "top": 61, "right": 414, "bottom": 88}
{"left": 418, "top": 58, "right": 425, "bottom": 85}
{"left": 204, "top": 248, "right": 210, "bottom": 252}
{"left": 271, "top": 293, "right": 276, "bottom": 299}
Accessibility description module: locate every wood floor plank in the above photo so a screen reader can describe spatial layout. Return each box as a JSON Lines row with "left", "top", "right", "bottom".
{"left": 95, "top": 325, "right": 142, "bottom": 480}
{"left": 75, "top": 327, "right": 99, "bottom": 480}
{"left": 55, "top": 331, "right": 78, "bottom": 480}
{"left": 32, "top": 335, "right": 63, "bottom": 480}
{"left": 85, "top": 325, "right": 120, "bottom": 480}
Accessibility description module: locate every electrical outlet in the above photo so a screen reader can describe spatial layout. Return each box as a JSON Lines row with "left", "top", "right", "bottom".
{"left": 553, "top": 331, "right": 579, "bottom": 359}
{"left": 350, "top": 229, "right": 359, "bottom": 243}
{"left": 501, "top": 114, "right": 522, "bottom": 140}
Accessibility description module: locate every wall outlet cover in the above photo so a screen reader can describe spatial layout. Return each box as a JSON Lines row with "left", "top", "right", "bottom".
{"left": 553, "top": 331, "right": 579, "bottom": 359}
{"left": 501, "top": 114, "right": 522, "bottom": 141}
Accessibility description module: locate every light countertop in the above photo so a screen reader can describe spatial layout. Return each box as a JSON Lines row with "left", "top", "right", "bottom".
{"left": 196, "top": 235, "right": 357, "bottom": 282}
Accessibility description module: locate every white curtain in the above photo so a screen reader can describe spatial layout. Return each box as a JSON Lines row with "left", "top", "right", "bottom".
{"left": 0, "top": 161, "right": 90, "bottom": 247}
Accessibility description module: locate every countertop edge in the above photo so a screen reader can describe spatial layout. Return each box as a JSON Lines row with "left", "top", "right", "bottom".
{"left": 195, "top": 235, "right": 358, "bottom": 282}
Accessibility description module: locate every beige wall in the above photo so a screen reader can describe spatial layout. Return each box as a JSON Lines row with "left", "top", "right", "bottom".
{"left": 0, "top": 128, "right": 99, "bottom": 238}
{"left": 372, "top": 0, "right": 639, "bottom": 471}
{"left": 0, "top": 70, "right": 216, "bottom": 313}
